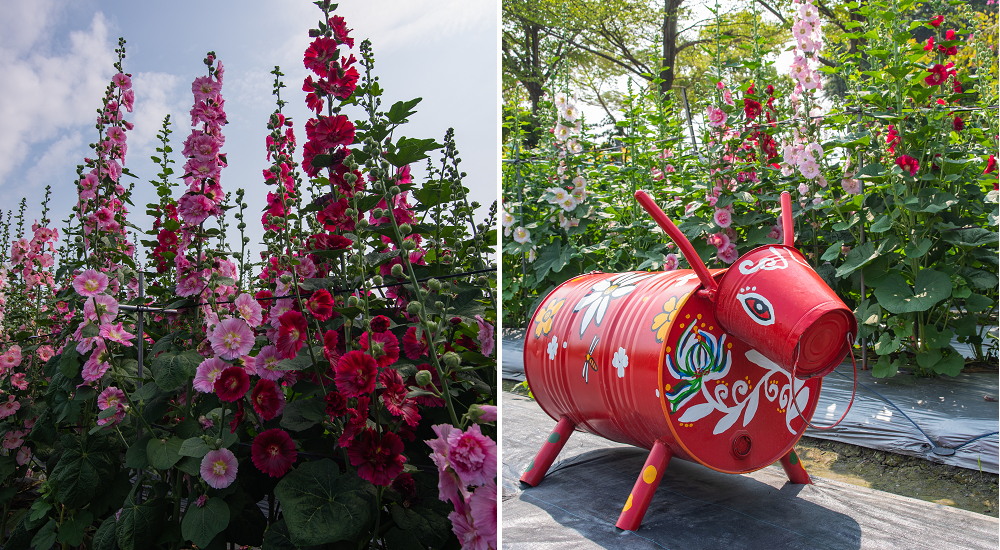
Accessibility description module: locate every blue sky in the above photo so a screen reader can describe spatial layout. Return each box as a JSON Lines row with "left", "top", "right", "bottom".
{"left": 0, "top": 0, "right": 497, "bottom": 261}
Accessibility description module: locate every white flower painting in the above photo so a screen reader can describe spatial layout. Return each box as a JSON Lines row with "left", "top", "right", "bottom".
{"left": 612, "top": 347, "right": 629, "bottom": 378}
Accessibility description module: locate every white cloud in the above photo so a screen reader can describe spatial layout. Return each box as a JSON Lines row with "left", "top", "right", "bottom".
{"left": 0, "top": 8, "right": 116, "bottom": 188}
{"left": 127, "top": 71, "right": 186, "bottom": 162}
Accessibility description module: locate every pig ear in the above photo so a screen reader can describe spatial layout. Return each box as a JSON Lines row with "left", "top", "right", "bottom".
{"left": 634, "top": 191, "right": 718, "bottom": 293}
{"left": 781, "top": 191, "right": 794, "bottom": 247}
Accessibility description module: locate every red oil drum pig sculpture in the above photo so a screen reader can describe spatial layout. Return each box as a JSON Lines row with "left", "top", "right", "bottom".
{"left": 520, "top": 190, "right": 858, "bottom": 531}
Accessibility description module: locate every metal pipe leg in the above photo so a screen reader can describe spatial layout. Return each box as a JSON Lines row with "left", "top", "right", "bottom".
{"left": 779, "top": 447, "right": 812, "bottom": 485}
{"left": 520, "top": 417, "right": 575, "bottom": 487}
{"left": 615, "top": 440, "right": 672, "bottom": 531}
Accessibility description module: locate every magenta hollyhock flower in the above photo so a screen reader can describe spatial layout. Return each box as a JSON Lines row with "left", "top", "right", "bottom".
{"left": 251, "top": 428, "right": 297, "bottom": 477}
{"left": 347, "top": 428, "right": 405, "bottom": 486}
{"left": 338, "top": 396, "right": 370, "bottom": 448}
{"left": 663, "top": 253, "right": 679, "bottom": 271}
{"left": 446, "top": 424, "right": 498, "bottom": 488}
{"left": 305, "top": 289, "right": 334, "bottom": 321}
{"left": 200, "top": 448, "right": 238, "bottom": 489}
{"left": 73, "top": 269, "right": 109, "bottom": 297}
{"left": 99, "top": 322, "right": 135, "bottom": 346}
{"left": 471, "top": 480, "right": 498, "bottom": 545}
{"left": 379, "top": 369, "right": 420, "bottom": 427}
{"left": 360, "top": 330, "right": 399, "bottom": 369}
{"left": 276, "top": 310, "right": 308, "bottom": 360}
{"left": 255, "top": 345, "right": 284, "bottom": 381}
{"left": 334, "top": 351, "right": 377, "bottom": 397}
{"left": 713, "top": 209, "right": 733, "bottom": 229}
{"left": 402, "top": 326, "right": 429, "bottom": 360}
{"left": 474, "top": 315, "right": 495, "bottom": 357}
{"left": 718, "top": 243, "right": 739, "bottom": 264}
{"left": 986, "top": 155, "right": 997, "bottom": 174}
{"left": 895, "top": 155, "right": 919, "bottom": 176}
{"left": 251, "top": 379, "right": 286, "bottom": 421}
{"left": 303, "top": 36, "right": 340, "bottom": 78}
{"left": 215, "top": 366, "right": 250, "bottom": 402}
{"left": 0, "top": 346, "right": 22, "bottom": 371}
{"left": 178, "top": 193, "right": 216, "bottom": 225}
{"left": 194, "top": 357, "right": 228, "bottom": 393}
{"left": 370, "top": 315, "right": 391, "bottom": 333}
{"left": 924, "top": 64, "right": 949, "bottom": 86}
{"left": 209, "top": 317, "right": 255, "bottom": 360}
{"left": 234, "top": 293, "right": 263, "bottom": 327}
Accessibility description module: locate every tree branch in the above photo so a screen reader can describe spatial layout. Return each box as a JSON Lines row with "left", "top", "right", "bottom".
{"left": 675, "top": 38, "right": 714, "bottom": 55}
{"left": 756, "top": 0, "right": 789, "bottom": 26}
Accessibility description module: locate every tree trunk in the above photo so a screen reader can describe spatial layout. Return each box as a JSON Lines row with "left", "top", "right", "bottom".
{"left": 524, "top": 23, "right": 545, "bottom": 113}
{"left": 658, "top": 0, "right": 682, "bottom": 96}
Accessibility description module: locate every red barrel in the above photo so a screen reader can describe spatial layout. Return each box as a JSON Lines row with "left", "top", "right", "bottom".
{"left": 525, "top": 269, "right": 825, "bottom": 474}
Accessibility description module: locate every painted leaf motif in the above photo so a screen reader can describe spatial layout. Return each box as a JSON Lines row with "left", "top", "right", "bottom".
{"left": 713, "top": 406, "right": 743, "bottom": 435}
{"left": 786, "top": 386, "right": 810, "bottom": 434}
{"left": 677, "top": 402, "right": 714, "bottom": 423}
{"left": 742, "top": 389, "right": 760, "bottom": 427}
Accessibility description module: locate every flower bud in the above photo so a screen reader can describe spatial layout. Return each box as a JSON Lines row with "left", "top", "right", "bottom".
{"left": 347, "top": 295, "right": 359, "bottom": 307}
{"left": 279, "top": 274, "right": 293, "bottom": 284}
{"left": 442, "top": 351, "right": 461, "bottom": 370}
{"left": 427, "top": 278, "right": 441, "bottom": 292}
{"left": 356, "top": 218, "right": 370, "bottom": 229}
{"left": 425, "top": 321, "right": 439, "bottom": 333}
{"left": 434, "top": 301, "right": 445, "bottom": 310}
{"left": 399, "top": 223, "right": 412, "bottom": 235}
{"left": 406, "top": 301, "right": 421, "bottom": 315}
{"left": 372, "top": 275, "right": 383, "bottom": 285}
{"left": 389, "top": 185, "right": 401, "bottom": 195}
{"left": 373, "top": 208, "right": 385, "bottom": 219}
{"left": 344, "top": 208, "right": 356, "bottom": 217}
{"left": 391, "top": 264, "right": 404, "bottom": 278}
{"left": 415, "top": 370, "right": 433, "bottom": 387}
{"left": 402, "top": 239, "right": 417, "bottom": 251}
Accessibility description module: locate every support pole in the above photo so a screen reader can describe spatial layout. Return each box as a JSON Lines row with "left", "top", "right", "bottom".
{"left": 520, "top": 417, "right": 575, "bottom": 487}
{"left": 615, "top": 440, "right": 672, "bottom": 531}
{"left": 779, "top": 448, "right": 812, "bottom": 485}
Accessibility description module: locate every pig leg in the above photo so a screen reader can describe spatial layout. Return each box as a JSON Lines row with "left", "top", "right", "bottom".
{"left": 615, "top": 440, "right": 672, "bottom": 531}
{"left": 520, "top": 417, "right": 575, "bottom": 487}
{"left": 779, "top": 447, "right": 812, "bottom": 484}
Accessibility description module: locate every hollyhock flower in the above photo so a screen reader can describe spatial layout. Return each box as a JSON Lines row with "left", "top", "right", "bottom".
{"left": 210, "top": 317, "right": 256, "bottom": 360}
{"left": 718, "top": 243, "right": 739, "bottom": 264}
{"left": 743, "top": 98, "right": 762, "bottom": 120}
{"left": 303, "top": 36, "right": 340, "bottom": 78}
{"left": 307, "top": 115, "right": 355, "bottom": 149}
{"left": 392, "top": 472, "right": 417, "bottom": 502}
{"left": 895, "top": 155, "right": 919, "bottom": 176}
{"left": 663, "top": 253, "right": 679, "bottom": 271}
{"left": 338, "top": 395, "right": 371, "bottom": 448}
{"left": 985, "top": 155, "right": 997, "bottom": 174}
{"left": 925, "top": 64, "right": 948, "bottom": 86}
{"left": 952, "top": 116, "right": 964, "bottom": 132}
{"left": 74, "top": 269, "right": 109, "bottom": 297}
{"left": 475, "top": 315, "right": 495, "bottom": 357}
{"left": 234, "top": 293, "right": 263, "bottom": 327}
{"left": 100, "top": 322, "right": 135, "bottom": 346}
{"left": 200, "top": 448, "right": 238, "bottom": 489}
{"left": 305, "top": 289, "right": 334, "bottom": 321}
{"left": 215, "top": 366, "right": 250, "bottom": 402}
{"left": 268, "top": 298, "right": 295, "bottom": 329}
{"left": 924, "top": 36, "right": 935, "bottom": 51}
{"left": 360, "top": 330, "right": 400, "bottom": 369}
{"left": 443, "top": 424, "right": 498, "bottom": 488}
{"left": 651, "top": 168, "right": 664, "bottom": 181}
{"left": 706, "top": 105, "right": 728, "bottom": 128}
{"left": 277, "top": 310, "right": 308, "bottom": 360}
{"left": 324, "top": 390, "right": 348, "bottom": 418}
{"left": 0, "top": 396, "right": 20, "bottom": 419}
{"left": 348, "top": 428, "right": 406, "bottom": 486}
{"left": 706, "top": 232, "right": 730, "bottom": 251}
{"left": 930, "top": 15, "right": 943, "bottom": 27}
{"left": 194, "top": 357, "right": 228, "bottom": 393}
{"left": 449, "top": 502, "right": 489, "bottom": 550}
{"left": 252, "top": 428, "right": 297, "bottom": 477}
{"left": 255, "top": 345, "right": 285, "bottom": 381}
{"left": 15, "top": 446, "right": 31, "bottom": 466}
{"left": 10, "top": 374, "right": 27, "bottom": 391}
{"left": 251, "top": 379, "right": 286, "bottom": 421}
{"left": 842, "top": 177, "right": 861, "bottom": 195}
{"left": 403, "top": 326, "right": 430, "bottom": 360}
{"left": 335, "top": 351, "right": 378, "bottom": 397}
{"left": 2, "top": 430, "right": 24, "bottom": 450}
{"left": 379, "top": 369, "right": 421, "bottom": 426}
{"left": 113, "top": 72, "right": 132, "bottom": 89}
{"left": 723, "top": 89, "right": 734, "bottom": 106}
{"left": 512, "top": 226, "right": 530, "bottom": 244}
{"left": 1, "top": 346, "right": 22, "bottom": 370}
{"left": 322, "top": 330, "right": 342, "bottom": 366}
{"left": 471, "top": 480, "right": 498, "bottom": 545}
{"left": 713, "top": 209, "right": 732, "bottom": 228}
{"left": 371, "top": 315, "right": 391, "bottom": 333}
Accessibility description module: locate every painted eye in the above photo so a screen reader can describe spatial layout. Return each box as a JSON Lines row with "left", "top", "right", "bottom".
{"left": 736, "top": 292, "right": 775, "bottom": 326}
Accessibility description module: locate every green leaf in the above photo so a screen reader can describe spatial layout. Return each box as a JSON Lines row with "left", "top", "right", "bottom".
{"left": 872, "top": 355, "right": 902, "bottom": 378}
{"left": 533, "top": 241, "right": 575, "bottom": 281}
{"left": 92, "top": 517, "right": 119, "bottom": 550}
{"left": 178, "top": 437, "right": 211, "bottom": 458}
{"left": 916, "top": 349, "right": 942, "bottom": 370}
{"left": 280, "top": 398, "right": 327, "bottom": 432}
{"left": 835, "top": 241, "right": 876, "bottom": 277}
{"left": 944, "top": 227, "right": 999, "bottom": 247}
{"left": 903, "top": 238, "right": 932, "bottom": 259}
{"left": 57, "top": 510, "right": 93, "bottom": 546}
{"left": 51, "top": 435, "right": 117, "bottom": 508}
{"left": 965, "top": 293, "right": 994, "bottom": 313}
{"left": 384, "top": 527, "right": 426, "bottom": 550}
{"left": 959, "top": 268, "right": 998, "bottom": 290}
{"left": 386, "top": 97, "right": 422, "bottom": 124}
{"left": 60, "top": 344, "right": 81, "bottom": 379}
{"left": 919, "top": 193, "right": 959, "bottom": 213}
{"left": 81, "top": 323, "right": 100, "bottom": 339}
{"left": 181, "top": 497, "right": 230, "bottom": 548}
{"left": 874, "top": 331, "right": 903, "bottom": 355}
{"left": 151, "top": 350, "right": 201, "bottom": 391}
{"left": 384, "top": 137, "right": 442, "bottom": 168}
{"left": 131, "top": 382, "right": 159, "bottom": 403}
{"left": 31, "top": 519, "right": 58, "bottom": 550}
{"left": 869, "top": 215, "right": 892, "bottom": 233}
{"left": 933, "top": 347, "right": 965, "bottom": 376}
{"left": 126, "top": 435, "right": 152, "bottom": 469}
{"left": 146, "top": 437, "right": 183, "bottom": 470}
{"left": 116, "top": 494, "right": 165, "bottom": 550}
{"left": 924, "top": 325, "right": 954, "bottom": 349}
{"left": 276, "top": 352, "right": 315, "bottom": 372}
{"left": 820, "top": 241, "right": 844, "bottom": 262}
{"left": 873, "top": 269, "right": 952, "bottom": 314}
{"left": 175, "top": 456, "right": 203, "bottom": 477}
{"left": 390, "top": 504, "right": 451, "bottom": 549}
{"left": 273, "top": 459, "right": 376, "bottom": 546}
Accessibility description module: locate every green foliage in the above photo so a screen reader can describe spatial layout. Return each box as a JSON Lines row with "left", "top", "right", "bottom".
{"left": 273, "top": 459, "right": 377, "bottom": 546}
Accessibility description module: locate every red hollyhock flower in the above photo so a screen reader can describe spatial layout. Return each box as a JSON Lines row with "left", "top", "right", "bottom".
{"left": 938, "top": 44, "right": 957, "bottom": 56}
{"left": 318, "top": 198, "right": 357, "bottom": 232}
{"left": 886, "top": 125, "right": 901, "bottom": 154}
{"left": 765, "top": 84, "right": 774, "bottom": 95}
{"left": 379, "top": 369, "right": 420, "bottom": 427}
{"left": 945, "top": 29, "right": 956, "bottom": 40}
{"left": 251, "top": 428, "right": 297, "bottom": 477}
{"left": 952, "top": 77, "right": 962, "bottom": 94}
{"left": 402, "top": 326, "right": 429, "bottom": 359}
{"left": 952, "top": 116, "right": 964, "bottom": 132}
{"left": 255, "top": 289, "right": 273, "bottom": 324}
{"left": 229, "top": 400, "right": 244, "bottom": 434}
{"left": 360, "top": 330, "right": 400, "bottom": 369}
{"left": 324, "top": 390, "right": 348, "bottom": 417}
{"left": 335, "top": 350, "right": 378, "bottom": 397}
{"left": 339, "top": 396, "right": 369, "bottom": 448}
{"left": 348, "top": 428, "right": 405, "bottom": 486}
{"left": 392, "top": 472, "right": 417, "bottom": 502}
{"left": 303, "top": 37, "right": 340, "bottom": 78}
{"left": 328, "top": 15, "right": 354, "bottom": 47}
{"left": 408, "top": 364, "right": 446, "bottom": 407}
{"left": 986, "top": 155, "right": 997, "bottom": 174}
{"left": 252, "top": 379, "right": 286, "bottom": 421}
{"left": 930, "top": 15, "right": 943, "bottom": 27}
{"left": 301, "top": 139, "right": 326, "bottom": 178}
{"left": 322, "top": 329, "right": 342, "bottom": 366}
{"left": 924, "top": 36, "right": 934, "bottom": 51}
{"left": 306, "top": 289, "right": 334, "bottom": 321}
{"left": 895, "top": 155, "right": 920, "bottom": 176}
{"left": 924, "top": 64, "right": 948, "bottom": 86}
{"left": 215, "top": 366, "right": 250, "bottom": 402}
{"left": 331, "top": 163, "right": 365, "bottom": 197}
{"left": 277, "top": 310, "right": 308, "bottom": 360}
{"left": 370, "top": 315, "right": 391, "bottom": 333}
{"left": 306, "top": 115, "right": 355, "bottom": 149}
{"left": 743, "top": 98, "right": 762, "bottom": 120}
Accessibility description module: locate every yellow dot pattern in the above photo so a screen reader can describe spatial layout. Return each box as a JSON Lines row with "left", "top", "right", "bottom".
{"left": 623, "top": 494, "right": 633, "bottom": 512}
{"left": 643, "top": 466, "right": 657, "bottom": 483}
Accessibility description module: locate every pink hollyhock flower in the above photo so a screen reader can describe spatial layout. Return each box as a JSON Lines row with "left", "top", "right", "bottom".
{"left": 651, "top": 168, "right": 664, "bottom": 181}
{"left": 402, "top": 326, "right": 429, "bottom": 359}
{"left": 192, "top": 76, "right": 220, "bottom": 103}
{"left": 446, "top": 424, "right": 498, "bottom": 488}
{"left": 718, "top": 243, "right": 739, "bottom": 264}
{"left": 73, "top": 269, "right": 109, "bottom": 297}
{"left": 706, "top": 105, "right": 728, "bottom": 128}
{"left": 895, "top": 155, "right": 919, "bottom": 176}
{"left": 305, "top": 289, "right": 334, "bottom": 321}
{"left": 348, "top": 428, "right": 406, "bottom": 486}
{"left": 234, "top": 293, "right": 263, "bottom": 327}
{"left": 113, "top": 72, "right": 132, "bottom": 89}
{"left": 36, "top": 345, "right": 54, "bottom": 362}
{"left": 251, "top": 428, "right": 297, "bottom": 477}
{"left": 360, "top": 330, "right": 400, "bottom": 369}
{"left": 2, "top": 430, "right": 24, "bottom": 450}
{"left": 475, "top": 315, "right": 495, "bottom": 357}
{"left": 98, "top": 387, "right": 126, "bottom": 411}
{"left": 178, "top": 193, "right": 217, "bottom": 225}
{"left": 215, "top": 366, "right": 250, "bottom": 402}
{"left": 471, "top": 480, "right": 498, "bottom": 546}
{"left": 200, "top": 448, "right": 238, "bottom": 489}
{"left": 0, "top": 396, "right": 19, "bottom": 419}
{"left": 713, "top": 209, "right": 732, "bottom": 228}
{"left": 210, "top": 317, "right": 255, "bottom": 360}
{"left": 663, "top": 253, "right": 679, "bottom": 271}
{"left": 335, "top": 351, "right": 378, "bottom": 397}
{"left": 251, "top": 379, "right": 286, "bottom": 421}
{"left": 15, "top": 446, "right": 31, "bottom": 466}
{"left": 277, "top": 310, "right": 308, "bottom": 360}
{"left": 842, "top": 177, "right": 861, "bottom": 195}
{"left": 194, "top": 357, "right": 228, "bottom": 393}
{"left": 100, "top": 322, "right": 135, "bottom": 346}
{"left": 706, "top": 232, "right": 730, "bottom": 251}
{"left": 449, "top": 501, "right": 490, "bottom": 550}
{"left": 268, "top": 298, "right": 295, "bottom": 329}
{"left": 255, "top": 345, "right": 284, "bottom": 381}
{"left": 82, "top": 340, "right": 111, "bottom": 382}
{"left": 10, "top": 374, "right": 27, "bottom": 391}
{"left": 1, "top": 346, "right": 22, "bottom": 370}
{"left": 427, "top": 425, "right": 463, "bottom": 507}
{"left": 723, "top": 89, "right": 734, "bottom": 106}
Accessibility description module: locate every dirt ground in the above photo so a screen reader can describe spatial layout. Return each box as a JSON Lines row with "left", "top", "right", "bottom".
{"left": 502, "top": 381, "right": 999, "bottom": 518}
